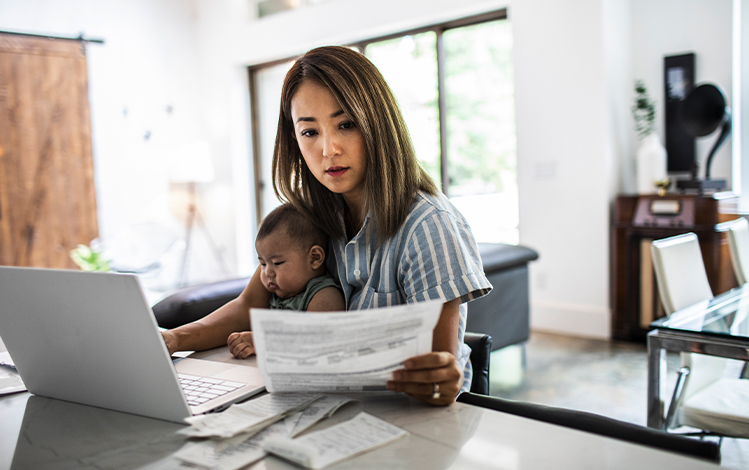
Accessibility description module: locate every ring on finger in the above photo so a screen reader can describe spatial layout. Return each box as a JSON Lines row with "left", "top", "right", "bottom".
{"left": 432, "top": 382, "right": 440, "bottom": 399}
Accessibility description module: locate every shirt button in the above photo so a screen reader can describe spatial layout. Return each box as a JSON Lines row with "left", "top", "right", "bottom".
{"left": 353, "top": 269, "right": 361, "bottom": 276}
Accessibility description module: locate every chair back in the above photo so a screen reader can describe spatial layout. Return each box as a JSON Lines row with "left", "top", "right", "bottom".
{"left": 651, "top": 233, "right": 724, "bottom": 401}
{"left": 463, "top": 332, "right": 492, "bottom": 395}
{"left": 651, "top": 233, "right": 713, "bottom": 315}
{"left": 727, "top": 217, "right": 749, "bottom": 285}
{"left": 680, "top": 352, "right": 729, "bottom": 400}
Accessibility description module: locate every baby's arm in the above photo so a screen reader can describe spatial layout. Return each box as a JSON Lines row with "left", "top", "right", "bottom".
{"left": 306, "top": 286, "right": 346, "bottom": 311}
{"left": 228, "top": 287, "right": 344, "bottom": 358}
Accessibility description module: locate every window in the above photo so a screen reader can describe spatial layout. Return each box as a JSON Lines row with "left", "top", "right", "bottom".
{"left": 249, "top": 60, "right": 295, "bottom": 220}
{"left": 365, "top": 33, "right": 441, "bottom": 184}
{"left": 249, "top": 10, "right": 517, "bottom": 243}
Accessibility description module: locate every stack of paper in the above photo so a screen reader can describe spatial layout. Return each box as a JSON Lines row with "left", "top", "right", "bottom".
{"left": 179, "top": 393, "right": 323, "bottom": 439}
{"left": 174, "top": 394, "right": 354, "bottom": 470}
{"left": 0, "top": 352, "right": 25, "bottom": 395}
{"left": 263, "top": 412, "right": 408, "bottom": 469}
{"left": 0, "top": 370, "right": 25, "bottom": 395}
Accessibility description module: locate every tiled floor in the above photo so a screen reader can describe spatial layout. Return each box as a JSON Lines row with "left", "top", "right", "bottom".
{"left": 489, "top": 331, "right": 748, "bottom": 469}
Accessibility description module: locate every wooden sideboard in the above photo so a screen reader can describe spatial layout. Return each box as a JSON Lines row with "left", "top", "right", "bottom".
{"left": 611, "top": 193, "right": 740, "bottom": 342}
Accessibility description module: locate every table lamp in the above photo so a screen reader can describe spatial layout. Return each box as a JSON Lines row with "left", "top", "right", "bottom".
{"left": 675, "top": 84, "right": 732, "bottom": 193}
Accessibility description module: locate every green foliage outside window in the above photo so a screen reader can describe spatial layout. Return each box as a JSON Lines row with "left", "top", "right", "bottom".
{"left": 364, "top": 17, "right": 518, "bottom": 243}
{"left": 366, "top": 20, "right": 517, "bottom": 198}
{"left": 444, "top": 20, "right": 516, "bottom": 197}
{"left": 366, "top": 33, "right": 441, "bottom": 184}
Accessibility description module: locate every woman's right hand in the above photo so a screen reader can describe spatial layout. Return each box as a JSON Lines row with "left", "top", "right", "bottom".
{"left": 161, "top": 330, "right": 179, "bottom": 356}
{"left": 227, "top": 331, "right": 256, "bottom": 359}
{"left": 156, "top": 267, "right": 270, "bottom": 356}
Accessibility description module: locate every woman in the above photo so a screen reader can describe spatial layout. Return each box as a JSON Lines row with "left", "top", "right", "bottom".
{"left": 163, "top": 46, "right": 491, "bottom": 405}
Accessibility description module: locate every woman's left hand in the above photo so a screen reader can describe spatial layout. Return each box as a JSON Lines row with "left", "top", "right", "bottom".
{"left": 387, "top": 351, "right": 463, "bottom": 405}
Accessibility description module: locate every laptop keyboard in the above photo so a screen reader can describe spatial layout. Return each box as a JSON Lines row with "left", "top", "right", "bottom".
{"left": 178, "top": 374, "right": 244, "bottom": 407}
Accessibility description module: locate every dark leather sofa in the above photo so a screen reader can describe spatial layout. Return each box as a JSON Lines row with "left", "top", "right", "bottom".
{"left": 468, "top": 243, "right": 539, "bottom": 351}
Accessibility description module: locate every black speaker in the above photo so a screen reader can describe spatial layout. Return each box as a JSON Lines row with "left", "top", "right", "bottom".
{"left": 675, "top": 83, "right": 731, "bottom": 192}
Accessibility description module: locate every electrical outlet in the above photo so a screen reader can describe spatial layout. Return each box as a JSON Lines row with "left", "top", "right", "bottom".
{"left": 536, "top": 272, "right": 547, "bottom": 290}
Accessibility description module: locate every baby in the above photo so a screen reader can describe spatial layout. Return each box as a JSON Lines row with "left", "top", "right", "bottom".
{"left": 228, "top": 203, "right": 344, "bottom": 358}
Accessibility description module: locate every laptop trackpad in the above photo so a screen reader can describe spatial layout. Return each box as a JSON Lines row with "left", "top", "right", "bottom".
{"left": 176, "top": 358, "right": 265, "bottom": 385}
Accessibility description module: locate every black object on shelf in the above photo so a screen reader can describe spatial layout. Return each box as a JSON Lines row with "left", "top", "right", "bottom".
{"left": 676, "top": 83, "right": 732, "bottom": 194}
{"left": 664, "top": 53, "right": 695, "bottom": 173}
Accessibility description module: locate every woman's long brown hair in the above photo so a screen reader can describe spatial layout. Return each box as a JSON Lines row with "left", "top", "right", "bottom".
{"left": 272, "top": 45, "right": 438, "bottom": 242}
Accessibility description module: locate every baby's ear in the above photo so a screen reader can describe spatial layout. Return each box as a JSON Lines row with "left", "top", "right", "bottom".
{"left": 309, "top": 245, "right": 326, "bottom": 270}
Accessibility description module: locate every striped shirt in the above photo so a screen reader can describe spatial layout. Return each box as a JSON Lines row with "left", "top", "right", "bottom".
{"left": 327, "top": 191, "right": 492, "bottom": 393}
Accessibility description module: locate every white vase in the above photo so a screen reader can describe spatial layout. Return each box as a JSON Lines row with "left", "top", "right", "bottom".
{"left": 636, "top": 133, "right": 668, "bottom": 194}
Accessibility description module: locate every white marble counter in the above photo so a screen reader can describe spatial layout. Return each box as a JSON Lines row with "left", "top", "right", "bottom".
{"left": 0, "top": 390, "right": 723, "bottom": 469}
{"left": 0, "top": 347, "right": 723, "bottom": 470}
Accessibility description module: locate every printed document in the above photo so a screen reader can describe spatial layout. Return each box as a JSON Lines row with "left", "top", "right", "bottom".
{"left": 263, "top": 412, "right": 407, "bottom": 469}
{"left": 179, "top": 393, "right": 322, "bottom": 438}
{"left": 251, "top": 300, "right": 442, "bottom": 393}
{"left": 0, "top": 370, "right": 25, "bottom": 395}
{"left": 174, "top": 394, "right": 353, "bottom": 470}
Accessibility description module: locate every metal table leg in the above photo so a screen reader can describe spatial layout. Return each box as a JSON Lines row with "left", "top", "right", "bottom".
{"left": 647, "top": 331, "right": 667, "bottom": 429}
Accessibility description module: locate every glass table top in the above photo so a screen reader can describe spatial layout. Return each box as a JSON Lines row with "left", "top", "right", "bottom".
{"left": 649, "top": 284, "right": 749, "bottom": 340}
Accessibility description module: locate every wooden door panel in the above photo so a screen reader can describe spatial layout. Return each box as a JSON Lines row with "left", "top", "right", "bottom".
{"left": 0, "top": 33, "right": 98, "bottom": 268}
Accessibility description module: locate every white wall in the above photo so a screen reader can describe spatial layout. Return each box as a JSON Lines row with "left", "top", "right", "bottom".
{"left": 0, "top": 0, "right": 236, "bottom": 291}
{"left": 631, "top": 0, "right": 734, "bottom": 189}
{"left": 738, "top": 0, "right": 749, "bottom": 211}
{"left": 512, "top": 0, "right": 621, "bottom": 337}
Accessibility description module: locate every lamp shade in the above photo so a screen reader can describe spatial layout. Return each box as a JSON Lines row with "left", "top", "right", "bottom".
{"left": 169, "top": 140, "right": 215, "bottom": 183}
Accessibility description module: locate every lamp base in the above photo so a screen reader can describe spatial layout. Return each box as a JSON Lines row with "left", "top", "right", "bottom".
{"left": 676, "top": 178, "right": 727, "bottom": 193}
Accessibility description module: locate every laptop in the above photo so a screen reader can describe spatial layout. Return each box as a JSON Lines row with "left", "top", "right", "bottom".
{"left": 0, "top": 266, "right": 265, "bottom": 423}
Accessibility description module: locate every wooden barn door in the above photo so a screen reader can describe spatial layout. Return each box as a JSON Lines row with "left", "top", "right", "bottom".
{"left": 0, "top": 33, "right": 98, "bottom": 268}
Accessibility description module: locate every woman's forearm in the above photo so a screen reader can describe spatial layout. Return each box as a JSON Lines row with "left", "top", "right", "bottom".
{"left": 166, "top": 267, "right": 270, "bottom": 352}
{"left": 168, "top": 297, "right": 252, "bottom": 352}
{"left": 432, "top": 298, "right": 461, "bottom": 354}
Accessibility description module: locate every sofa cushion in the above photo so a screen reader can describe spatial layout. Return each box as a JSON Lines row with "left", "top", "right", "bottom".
{"left": 478, "top": 243, "right": 539, "bottom": 273}
{"left": 152, "top": 277, "right": 251, "bottom": 329}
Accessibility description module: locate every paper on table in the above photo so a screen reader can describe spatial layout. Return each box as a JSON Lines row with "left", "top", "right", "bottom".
{"left": 290, "top": 395, "right": 354, "bottom": 437}
{"left": 263, "top": 412, "right": 407, "bottom": 469}
{"left": 175, "top": 402, "right": 306, "bottom": 469}
{"left": 0, "top": 351, "right": 16, "bottom": 370}
{"left": 251, "top": 300, "right": 442, "bottom": 393}
{"left": 174, "top": 394, "right": 354, "bottom": 470}
{"left": 0, "top": 370, "right": 26, "bottom": 395}
{"left": 174, "top": 428, "right": 267, "bottom": 470}
{"left": 179, "top": 393, "right": 322, "bottom": 438}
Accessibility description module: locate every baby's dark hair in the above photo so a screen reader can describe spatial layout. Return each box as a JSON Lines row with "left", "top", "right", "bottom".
{"left": 256, "top": 203, "right": 328, "bottom": 252}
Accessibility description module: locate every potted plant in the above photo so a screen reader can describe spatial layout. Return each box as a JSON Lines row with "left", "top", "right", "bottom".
{"left": 70, "top": 243, "right": 111, "bottom": 272}
{"left": 632, "top": 80, "right": 668, "bottom": 194}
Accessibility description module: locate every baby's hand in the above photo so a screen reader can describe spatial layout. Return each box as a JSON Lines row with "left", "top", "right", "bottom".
{"left": 227, "top": 331, "right": 255, "bottom": 359}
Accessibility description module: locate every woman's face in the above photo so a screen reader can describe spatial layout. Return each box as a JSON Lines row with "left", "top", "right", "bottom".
{"left": 290, "top": 80, "right": 367, "bottom": 210}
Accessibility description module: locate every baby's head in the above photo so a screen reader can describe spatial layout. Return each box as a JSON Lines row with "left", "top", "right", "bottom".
{"left": 255, "top": 204, "right": 329, "bottom": 299}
